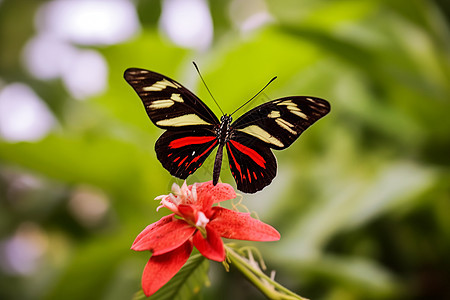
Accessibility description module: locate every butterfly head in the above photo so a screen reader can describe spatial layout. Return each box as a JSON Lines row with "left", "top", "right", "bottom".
{"left": 216, "top": 114, "right": 232, "bottom": 141}
{"left": 220, "top": 114, "right": 232, "bottom": 123}
{"left": 220, "top": 114, "right": 232, "bottom": 131}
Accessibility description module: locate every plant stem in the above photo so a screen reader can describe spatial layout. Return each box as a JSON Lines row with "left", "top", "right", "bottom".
{"left": 224, "top": 244, "right": 308, "bottom": 300}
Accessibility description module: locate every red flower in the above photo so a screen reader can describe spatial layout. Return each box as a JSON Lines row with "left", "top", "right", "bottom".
{"left": 131, "top": 181, "right": 280, "bottom": 297}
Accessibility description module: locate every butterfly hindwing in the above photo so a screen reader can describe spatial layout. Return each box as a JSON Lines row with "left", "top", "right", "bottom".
{"left": 231, "top": 96, "right": 330, "bottom": 150}
{"left": 226, "top": 134, "right": 277, "bottom": 193}
{"left": 155, "top": 129, "right": 219, "bottom": 179}
{"left": 124, "top": 68, "right": 219, "bottom": 129}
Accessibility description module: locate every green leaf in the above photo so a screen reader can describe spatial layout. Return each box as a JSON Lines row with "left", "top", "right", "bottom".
{"left": 133, "top": 254, "right": 209, "bottom": 300}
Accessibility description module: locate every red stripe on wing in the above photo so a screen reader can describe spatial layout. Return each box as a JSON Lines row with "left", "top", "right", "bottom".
{"left": 187, "top": 140, "right": 218, "bottom": 167}
{"left": 169, "top": 136, "right": 216, "bottom": 149}
{"left": 228, "top": 140, "right": 266, "bottom": 168}
{"left": 178, "top": 156, "right": 188, "bottom": 166}
{"left": 227, "top": 142, "right": 242, "bottom": 178}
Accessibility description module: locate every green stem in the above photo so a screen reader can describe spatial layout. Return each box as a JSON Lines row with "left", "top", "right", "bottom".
{"left": 224, "top": 244, "right": 308, "bottom": 300}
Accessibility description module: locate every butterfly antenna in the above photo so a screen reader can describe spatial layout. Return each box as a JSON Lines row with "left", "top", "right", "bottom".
{"left": 192, "top": 62, "right": 224, "bottom": 115}
{"left": 230, "top": 76, "right": 277, "bottom": 116}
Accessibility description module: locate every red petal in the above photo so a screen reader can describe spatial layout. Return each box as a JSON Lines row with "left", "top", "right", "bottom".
{"left": 209, "top": 207, "right": 280, "bottom": 241}
{"left": 196, "top": 181, "right": 236, "bottom": 208}
{"left": 177, "top": 204, "right": 196, "bottom": 223}
{"left": 141, "top": 241, "right": 193, "bottom": 297}
{"left": 193, "top": 226, "right": 225, "bottom": 262}
{"left": 132, "top": 214, "right": 174, "bottom": 246}
{"left": 210, "top": 182, "right": 236, "bottom": 203}
{"left": 132, "top": 218, "right": 196, "bottom": 255}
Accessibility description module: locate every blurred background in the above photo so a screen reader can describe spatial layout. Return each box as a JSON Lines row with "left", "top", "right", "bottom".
{"left": 0, "top": 0, "right": 449, "bottom": 299}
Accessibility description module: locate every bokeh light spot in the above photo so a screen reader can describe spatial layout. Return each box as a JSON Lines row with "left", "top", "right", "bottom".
{"left": 229, "top": 0, "right": 273, "bottom": 33}
{"left": 68, "top": 185, "right": 110, "bottom": 228}
{"left": 23, "top": 34, "right": 77, "bottom": 80}
{"left": 0, "top": 223, "right": 48, "bottom": 275}
{"left": 0, "top": 83, "right": 56, "bottom": 142}
{"left": 160, "top": 0, "right": 213, "bottom": 50}
{"left": 60, "top": 49, "right": 108, "bottom": 100}
{"left": 35, "top": 0, "right": 140, "bottom": 45}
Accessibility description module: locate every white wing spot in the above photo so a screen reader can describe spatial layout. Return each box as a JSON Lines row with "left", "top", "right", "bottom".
{"left": 237, "top": 125, "right": 284, "bottom": 147}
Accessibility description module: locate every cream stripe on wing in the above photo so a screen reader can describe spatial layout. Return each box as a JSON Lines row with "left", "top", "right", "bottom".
{"left": 170, "top": 93, "right": 184, "bottom": 102}
{"left": 290, "top": 110, "right": 308, "bottom": 119}
{"left": 142, "top": 79, "right": 180, "bottom": 91}
{"left": 148, "top": 99, "right": 174, "bottom": 109}
{"left": 267, "top": 111, "right": 281, "bottom": 118}
{"left": 277, "top": 100, "right": 308, "bottom": 119}
{"left": 127, "top": 69, "right": 149, "bottom": 75}
{"left": 275, "top": 118, "right": 297, "bottom": 135}
{"left": 237, "top": 125, "right": 284, "bottom": 147}
{"left": 155, "top": 114, "right": 211, "bottom": 127}
{"left": 147, "top": 94, "right": 184, "bottom": 109}
{"left": 307, "top": 97, "right": 327, "bottom": 107}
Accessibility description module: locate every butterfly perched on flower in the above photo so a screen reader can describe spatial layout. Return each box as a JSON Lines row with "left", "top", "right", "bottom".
{"left": 124, "top": 66, "right": 330, "bottom": 193}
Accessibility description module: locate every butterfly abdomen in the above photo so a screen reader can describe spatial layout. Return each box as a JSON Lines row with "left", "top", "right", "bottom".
{"left": 212, "top": 115, "right": 232, "bottom": 185}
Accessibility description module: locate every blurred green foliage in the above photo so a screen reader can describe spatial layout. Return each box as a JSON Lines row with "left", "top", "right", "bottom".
{"left": 0, "top": 0, "right": 449, "bottom": 299}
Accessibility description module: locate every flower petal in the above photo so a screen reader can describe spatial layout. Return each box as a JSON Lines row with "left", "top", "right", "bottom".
{"left": 177, "top": 204, "right": 196, "bottom": 223}
{"left": 210, "top": 182, "right": 236, "bottom": 203}
{"left": 132, "top": 214, "right": 174, "bottom": 246}
{"left": 158, "top": 195, "right": 180, "bottom": 214}
{"left": 196, "top": 181, "right": 236, "bottom": 209}
{"left": 195, "top": 211, "right": 209, "bottom": 228}
{"left": 132, "top": 218, "right": 196, "bottom": 255}
{"left": 193, "top": 226, "right": 225, "bottom": 262}
{"left": 141, "top": 241, "right": 193, "bottom": 297}
{"left": 209, "top": 207, "right": 280, "bottom": 241}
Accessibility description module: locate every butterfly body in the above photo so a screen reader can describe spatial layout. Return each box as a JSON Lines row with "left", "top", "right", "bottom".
{"left": 124, "top": 68, "right": 330, "bottom": 193}
{"left": 212, "top": 114, "right": 232, "bottom": 186}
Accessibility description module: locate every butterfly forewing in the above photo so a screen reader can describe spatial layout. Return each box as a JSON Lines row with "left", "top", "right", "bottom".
{"left": 124, "top": 68, "right": 219, "bottom": 129}
{"left": 231, "top": 96, "right": 330, "bottom": 150}
{"left": 155, "top": 129, "right": 219, "bottom": 179}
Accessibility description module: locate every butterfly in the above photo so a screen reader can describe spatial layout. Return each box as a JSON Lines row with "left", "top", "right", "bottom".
{"left": 124, "top": 67, "right": 330, "bottom": 193}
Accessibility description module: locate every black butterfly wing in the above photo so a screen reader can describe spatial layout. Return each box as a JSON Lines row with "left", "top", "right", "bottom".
{"left": 226, "top": 136, "right": 277, "bottom": 193}
{"left": 231, "top": 96, "right": 330, "bottom": 150}
{"left": 124, "top": 68, "right": 221, "bottom": 180}
{"left": 155, "top": 129, "right": 219, "bottom": 179}
{"left": 227, "top": 96, "right": 330, "bottom": 193}
{"left": 124, "top": 68, "right": 220, "bottom": 129}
